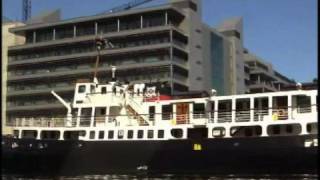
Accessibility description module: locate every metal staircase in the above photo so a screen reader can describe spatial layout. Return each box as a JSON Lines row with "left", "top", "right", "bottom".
{"left": 125, "top": 95, "right": 151, "bottom": 125}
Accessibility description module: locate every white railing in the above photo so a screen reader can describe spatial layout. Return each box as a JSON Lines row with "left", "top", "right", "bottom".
{"left": 235, "top": 110, "right": 251, "bottom": 122}
{"left": 10, "top": 117, "right": 76, "bottom": 127}
{"left": 8, "top": 105, "right": 317, "bottom": 128}
{"left": 254, "top": 109, "right": 268, "bottom": 121}
{"left": 217, "top": 111, "right": 232, "bottom": 123}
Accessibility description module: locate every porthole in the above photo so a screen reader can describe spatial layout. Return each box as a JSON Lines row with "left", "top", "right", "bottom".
{"left": 171, "top": 129, "right": 183, "bottom": 138}
{"left": 212, "top": 127, "right": 225, "bottom": 137}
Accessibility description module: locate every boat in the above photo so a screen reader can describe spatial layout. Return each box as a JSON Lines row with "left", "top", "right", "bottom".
{"left": 2, "top": 39, "right": 318, "bottom": 176}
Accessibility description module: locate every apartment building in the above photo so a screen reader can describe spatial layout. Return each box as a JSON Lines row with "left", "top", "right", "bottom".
{"left": 5, "top": 0, "right": 291, "bottom": 124}
{"left": 2, "top": 17, "right": 25, "bottom": 134}
{"left": 243, "top": 50, "right": 295, "bottom": 93}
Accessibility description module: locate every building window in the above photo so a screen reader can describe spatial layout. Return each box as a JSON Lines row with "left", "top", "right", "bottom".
{"left": 98, "top": 131, "right": 104, "bottom": 139}
{"left": 158, "top": 130, "right": 164, "bottom": 138}
{"left": 189, "top": 1, "right": 198, "bottom": 11}
{"left": 137, "top": 130, "right": 144, "bottom": 139}
{"left": 127, "top": 130, "right": 134, "bottom": 139}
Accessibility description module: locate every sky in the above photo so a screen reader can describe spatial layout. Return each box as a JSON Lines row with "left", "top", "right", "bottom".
{"left": 3, "top": 0, "right": 317, "bottom": 82}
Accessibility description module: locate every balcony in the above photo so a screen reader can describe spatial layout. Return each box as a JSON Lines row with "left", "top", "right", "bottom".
{"left": 7, "top": 102, "right": 64, "bottom": 111}
{"left": 7, "top": 86, "right": 74, "bottom": 97}
{"left": 8, "top": 42, "right": 187, "bottom": 68}
{"left": 249, "top": 81, "right": 279, "bottom": 92}
{"left": 8, "top": 25, "right": 186, "bottom": 51}
{"left": 8, "top": 60, "right": 176, "bottom": 82}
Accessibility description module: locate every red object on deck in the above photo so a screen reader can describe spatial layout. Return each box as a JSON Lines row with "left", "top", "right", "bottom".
{"left": 145, "top": 95, "right": 172, "bottom": 102}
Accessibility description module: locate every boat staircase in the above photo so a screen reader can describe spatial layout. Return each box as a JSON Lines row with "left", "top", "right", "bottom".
{"left": 125, "top": 95, "right": 151, "bottom": 126}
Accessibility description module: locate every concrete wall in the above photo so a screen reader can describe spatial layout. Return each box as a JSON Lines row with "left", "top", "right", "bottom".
{"left": 218, "top": 18, "right": 246, "bottom": 94}
{"left": 2, "top": 22, "right": 25, "bottom": 135}
{"left": 171, "top": 0, "right": 205, "bottom": 92}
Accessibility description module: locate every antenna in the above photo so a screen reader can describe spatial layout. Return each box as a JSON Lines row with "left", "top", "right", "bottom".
{"left": 100, "top": 0, "right": 154, "bottom": 14}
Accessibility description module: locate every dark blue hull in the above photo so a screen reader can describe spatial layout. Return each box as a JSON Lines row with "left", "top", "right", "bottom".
{"left": 2, "top": 135, "right": 317, "bottom": 176}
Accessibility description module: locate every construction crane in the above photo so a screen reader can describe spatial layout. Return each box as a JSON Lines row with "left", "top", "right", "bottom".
{"left": 22, "top": 0, "right": 31, "bottom": 22}
{"left": 102, "top": 0, "right": 154, "bottom": 14}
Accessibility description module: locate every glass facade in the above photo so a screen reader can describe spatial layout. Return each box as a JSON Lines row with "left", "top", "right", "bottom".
{"left": 210, "top": 32, "right": 225, "bottom": 95}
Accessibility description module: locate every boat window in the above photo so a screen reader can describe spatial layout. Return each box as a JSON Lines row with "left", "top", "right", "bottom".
{"left": 100, "top": 108, "right": 106, "bottom": 115}
{"left": 22, "top": 130, "right": 37, "bottom": 139}
{"left": 267, "top": 124, "right": 301, "bottom": 136}
{"left": 307, "top": 123, "right": 318, "bottom": 134}
{"left": 90, "top": 85, "right": 95, "bottom": 93}
{"left": 147, "top": 130, "right": 154, "bottom": 139}
{"left": 254, "top": 97, "right": 269, "bottom": 121}
{"left": 64, "top": 131, "right": 85, "bottom": 140}
{"left": 193, "top": 103, "right": 205, "bottom": 119}
{"left": 158, "top": 130, "right": 164, "bottom": 138}
{"left": 41, "top": 131, "right": 60, "bottom": 140}
{"left": 230, "top": 126, "right": 262, "bottom": 137}
{"left": 101, "top": 87, "right": 107, "bottom": 94}
{"left": 272, "top": 125, "right": 280, "bottom": 135}
{"left": 89, "top": 131, "right": 95, "bottom": 139}
{"left": 118, "top": 130, "right": 124, "bottom": 139}
{"left": 98, "top": 131, "right": 104, "bottom": 139}
{"left": 13, "top": 130, "right": 19, "bottom": 138}
{"left": 171, "top": 129, "right": 183, "bottom": 138}
{"left": 149, "top": 106, "right": 155, "bottom": 121}
{"left": 218, "top": 100, "right": 232, "bottom": 123}
{"left": 137, "top": 130, "right": 144, "bottom": 139}
{"left": 235, "top": 98, "right": 250, "bottom": 122}
{"left": 210, "top": 101, "right": 215, "bottom": 122}
{"left": 78, "top": 85, "right": 86, "bottom": 93}
{"left": 162, "top": 104, "right": 173, "bottom": 120}
{"left": 272, "top": 96, "right": 288, "bottom": 120}
{"left": 286, "top": 125, "right": 293, "bottom": 133}
{"left": 292, "top": 95, "right": 311, "bottom": 113}
{"left": 212, "top": 127, "right": 225, "bottom": 137}
{"left": 108, "top": 131, "right": 114, "bottom": 139}
{"left": 80, "top": 108, "right": 92, "bottom": 127}
{"left": 127, "top": 130, "right": 134, "bottom": 139}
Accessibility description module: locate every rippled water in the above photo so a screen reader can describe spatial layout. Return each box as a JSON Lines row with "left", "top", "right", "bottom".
{"left": 2, "top": 174, "right": 318, "bottom": 180}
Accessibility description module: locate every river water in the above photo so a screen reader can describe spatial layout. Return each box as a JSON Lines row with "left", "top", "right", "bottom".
{"left": 2, "top": 173, "right": 318, "bottom": 180}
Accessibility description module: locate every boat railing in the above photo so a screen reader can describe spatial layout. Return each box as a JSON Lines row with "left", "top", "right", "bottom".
{"left": 254, "top": 109, "right": 269, "bottom": 121}
{"left": 9, "top": 105, "right": 317, "bottom": 128}
{"left": 10, "top": 117, "right": 77, "bottom": 127}
{"left": 235, "top": 110, "right": 251, "bottom": 122}
{"left": 217, "top": 111, "right": 232, "bottom": 123}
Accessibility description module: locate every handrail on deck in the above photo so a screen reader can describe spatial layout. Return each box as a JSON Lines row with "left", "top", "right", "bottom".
{"left": 8, "top": 104, "right": 317, "bottom": 127}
